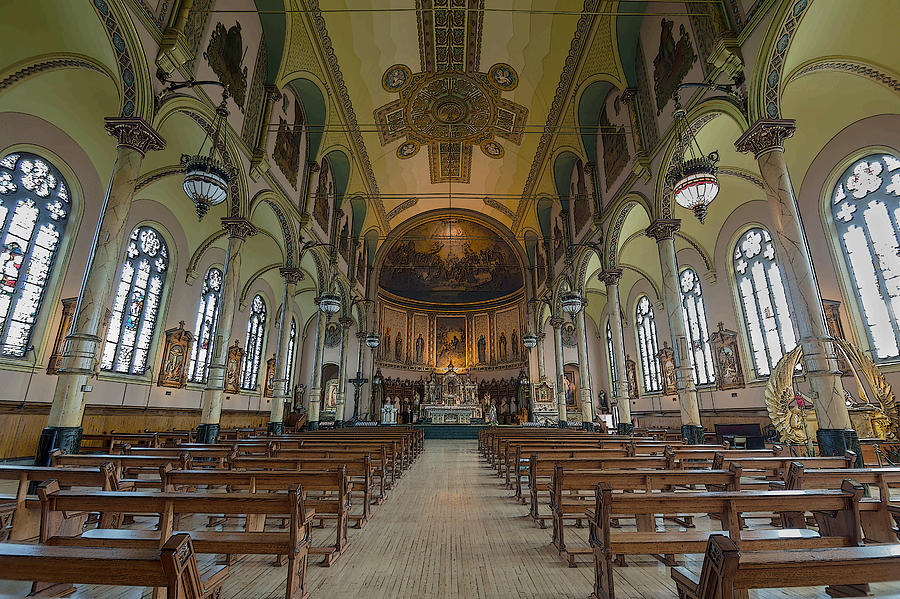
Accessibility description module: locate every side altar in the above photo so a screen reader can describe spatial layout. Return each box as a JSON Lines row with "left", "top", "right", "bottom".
{"left": 421, "top": 362, "right": 482, "bottom": 424}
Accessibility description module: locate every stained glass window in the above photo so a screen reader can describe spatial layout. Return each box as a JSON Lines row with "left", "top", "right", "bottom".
{"left": 286, "top": 317, "right": 297, "bottom": 388}
{"left": 606, "top": 321, "right": 619, "bottom": 396}
{"left": 187, "top": 267, "right": 223, "bottom": 383}
{"left": 635, "top": 296, "right": 661, "bottom": 393}
{"left": 0, "top": 152, "right": 70, "bottom": 356}
{"left": 732, "top": 227, "right": 797, "bottom": 377}
{"left": 679, "top": 268, "right": 715, "bottom": 385}
{"left": 101, "top": 226, "right": 169, "bottom": 374}
{"left": 241, "top": 294, "right": 267, "bottom": 390}
{"left": 830, "top": 153, "right": 900, "bottom": 360}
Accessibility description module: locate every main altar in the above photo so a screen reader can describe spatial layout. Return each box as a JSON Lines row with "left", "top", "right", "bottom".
{"left": 421, "top": 363, "right": 482, "bottom": 424}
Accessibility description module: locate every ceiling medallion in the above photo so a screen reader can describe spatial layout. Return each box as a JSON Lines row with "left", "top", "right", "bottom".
{"left": 375, "top": 64, "right": 527, "bottom": 183}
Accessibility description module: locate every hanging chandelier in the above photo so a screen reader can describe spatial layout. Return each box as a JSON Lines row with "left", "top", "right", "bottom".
{"left": 181, "top": 93, "right": 235, "bottom": 220}
{"left": 318, "top": 292, "right": 342, "bottom": 316}
{"left": 560, "top": 289, "right": 585, "bottom": 316}
{"left": 668, "top": 98, "right": 719, "bottom": 224}
{"left": 365, "top": 333, "right": 380, "bottom": 349}
{"left": 522, "top": 333, "right": 538, "bottom": 349}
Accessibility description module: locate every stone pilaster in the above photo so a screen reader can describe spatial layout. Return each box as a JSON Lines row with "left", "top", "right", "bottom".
{"left": 549, "top": 316, "right": 567, "bottom": 427}
{"left": 268, "top": 267, "right": 303, "bottom": 434}
{"left": 38, "top": 118, "right": 165, "bottom": 465}
{"left": 197, "top": 217, "right": 256, "bottom": 443}
{"left": 334, "top": 315, "right": 353, "bottom": 427}
{"left": 735, "top": 119, "right": 854, "bottom": 456}
{"left": 306, "top": 309, "right": 326, "bottom": 430}
{"left": 598, "top": 269, "right": 631, "bottom": 431}
{"left": 645, "top": 219, "right": 703, "bottom": 441}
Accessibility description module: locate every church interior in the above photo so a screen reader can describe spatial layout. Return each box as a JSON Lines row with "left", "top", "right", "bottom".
{"left": 0, "top": 0, "right": 898, "bottom": 597}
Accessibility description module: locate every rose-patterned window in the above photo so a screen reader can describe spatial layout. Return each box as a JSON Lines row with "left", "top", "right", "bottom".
{"left": 679, "top": 268, "right": 715, "bottom": 386}
{"left": 732, "top": 227, "right": 797, "bottom": 377}
{"left": 605, "top": 321, "right": 619, "bottom": 396}
{"left": 187, "top": 267, "right": 223, "bottom": 383}
{"left": 241, "top": 294, "right": 267, "bottom": 390}
{"left": 831, "top": 154, "right": 900, "bottom": 360}
{"left": 635, "top": 295, "right": 661, "bottom": 393}
{"left": 0, "top": 152, "right": 71, "bottom": 356}
{"left": 101, "top": 225, "right": 169, "bottom": 374}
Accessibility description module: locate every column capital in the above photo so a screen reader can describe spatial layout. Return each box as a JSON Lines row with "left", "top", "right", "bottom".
{"left": 597, "top": 269, "right": 622, "bottom": 285}
{"left": 104, "top": 117, "right": 166, "bottom": 156}
{"left": 645, "top": 219, "right": 681, "bottom": 241}
{"left": 221, "top": 217, "right": 257, "bottom": 240}
{"left": 621, "top": 87, "right": 638, "bottom": 104}
{"left": 735, "top": 118, "right": 796, "bottom": 158}
{"left": 584, "top": 162, "right": 596, "bottom": 175}
{"left": 307, "top": 160, "right": 320, "bottom": 173}
{"left": 549, "top": 316, "right": 565, "bottom": 329}
{"left": 279, "top": 267, "right": 304, "bottom": 284}
{"left": 263, "top": 84, "right": 282, "bottom": 103}
{"left": 338, "top": 316, "right": 354, "bottom": 329}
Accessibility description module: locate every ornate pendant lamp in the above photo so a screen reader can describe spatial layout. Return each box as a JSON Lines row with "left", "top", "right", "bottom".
{"left": 560, "top": 289, "right": 585, "bottom": 316}
{"left": 365, "top": 333, "right": 380, "bottom": 349}
{"left": 318, "top": 292, "right": 342, "bottom": 317}
{"left": 522, "top": 333, "right": 538, "bottom": 349}
{"left": 181, "top": 94, "right": 235, "bottom": 220}
{"left": 668, "top": 97, "right": 720, "bottom": 224}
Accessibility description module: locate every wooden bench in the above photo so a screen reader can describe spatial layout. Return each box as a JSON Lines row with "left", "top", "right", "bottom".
{"left": 80, "top": 432, "right": 160, "bottom": 453}
{"left": 550, "top": 464, "right": 744, "bottom": 566}
{"left": 272, "top": 442, "right": 402, "bottom": 488}
{"left": 0, "top": 533, "right": 226, "bottom": 599}
{"left": 588, "top": 481, "right": 866, "bottom": 599}
{"left": 671, "top": 534, "right": 900, "bottom": 599}
{"left": 51, "top": 452, "right": 191, "bottom": 488}
{"left": 712, "top": 452, "right": 855, "bottom": 485}
{"left": 38, "top": 481, "right": 312, "bottom": 598}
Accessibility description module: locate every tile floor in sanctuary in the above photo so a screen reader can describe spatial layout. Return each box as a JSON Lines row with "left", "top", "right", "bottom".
{"left": 2, "top": 440, "right": 899, "bottom": 598}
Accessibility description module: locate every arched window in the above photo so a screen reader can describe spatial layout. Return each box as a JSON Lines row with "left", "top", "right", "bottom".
{"left": 0, "top": 152, "right": 71, "bottom": 356}
{"left": 830, "top": 153, "right": 900, "bottom": 360}
{"left": 101, "top": 225, "right": 169, "bottom": 374}
{"left": 286, "top": 317, "right": 297, "bottom": 387}
{"left": 605, "top": 320, "right": 618, "bottom": 396}
{"left": 241, "top": 294, "right": 267, "bottom": 390}
{"left": 733, "top": 227, "right": 796, "bottom": 377}
{"left": 679, "top": 268, "right": 715, "bottom": 386}
{"left": 635, "top": 296, "right": 661, "bottom": 393}
{"left": 187, "top": 267, "right": 223, "bottom": 383}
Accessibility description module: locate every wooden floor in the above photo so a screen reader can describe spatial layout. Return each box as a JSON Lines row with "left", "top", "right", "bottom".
{"left": 3, "top": 440, "right": 900, "bottom": 598}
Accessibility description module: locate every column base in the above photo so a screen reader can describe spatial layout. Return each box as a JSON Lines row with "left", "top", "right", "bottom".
{"left": 558, "top": 419, "right": 568, "bottom": 429}
{"left": 617, "top": 422, "right": 635, "bottom": 436}
{"left": 334, "top": 420, "right": 344, "bottom": 429}
{"left": 34, "top": 427, "right": 83, "bottom": 466}
{"left": 816, "top": 428, "right": 864, "bottom": 466}
{"left": 266, "top": 421, "right": 284, "bottom": 436}
{"left": 307, "top": 421, "right": 320, "bottom": 431}
{"left": 581, "top": 421, "right": 595, "bottom": 432}
{"left": 681, "top": 424, "right": 705, "bottom": 445}
{"left": 196, "top": 423, "right": 220, "bottom": 444}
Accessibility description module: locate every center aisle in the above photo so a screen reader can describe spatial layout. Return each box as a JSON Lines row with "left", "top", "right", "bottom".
{"left": 307, "top": 439, "right": 593, "bottom": 599}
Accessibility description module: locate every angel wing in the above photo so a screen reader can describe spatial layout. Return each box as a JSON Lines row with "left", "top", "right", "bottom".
{"left": 764, "top": 346, "right": 805, "bottom": 444}
{"left": 833, "top": 338, "right": 899, "bottom": 441}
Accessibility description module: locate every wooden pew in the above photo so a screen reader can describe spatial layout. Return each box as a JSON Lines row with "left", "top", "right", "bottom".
{"left": 80, "top": 432, "right": 160, "bottom": 453}
{"left": 550, "top": 464, "right": 744, "bottom": 566}
{"left": 38, "top": 481, "right": 312, "bottom": 598}
{"left": 671, "top": 534, "right": 900, "bottom": 599}
{"left": 273, "top": 442, "right": 402, "bottom": 488}
{"left": 51, "top": 452, "right": 191, "bottom": 488}
{"left": 889, "top": 503, "right": 900, "bottom": 540}
{"left": 505, "top": 446, "right": 630, "bottom": 490}
{"left": 781, "top": 462, "right": 900, "bottom": 542}
{"left": 588, "top": 481, "right": 866, "bottom": 599}
{"left": 0, "top": 533, "right": 226, "bottom": 599}
{"left": 712, "top": 451, "right": 856, "bottom": 485}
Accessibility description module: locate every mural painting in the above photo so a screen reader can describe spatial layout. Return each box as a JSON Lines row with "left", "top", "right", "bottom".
{"left": 436, "top": 316, "right": 466, "bottom": 369}
{"left": 356, "top": 243, "right": 366, "bottom": 286}
{"left": 415, "top": 334, "right": 425, "bottom": 363}
{"left": 313, "top": 165, "right": 331, "bottom": 232}
{"left": 158, "top": 322, "right": 193, "bottom": 389}
{"left": 561, "top": 322, "right": 577, "bottom": 348}
{"left": 563, "top": 369, "right": 578, "bottom": 407}
{"left": 600, "top": 103, "right": 630, "bottom": 186}
{"left": 273, "top": 94, "right": 303, "bottom": 187}
{"left": 652, "top": 18, "right": 696, "bottom": 113}
{"left": 511, "top": 332, "right": 519, "bottom": 359}
{"left": 477, "top": 335, "right": 487, "bottom": 364}
{"left": 324, "top": 322, "right": 341, "bottom": 348}
{"left": 380, "top": 218, "right": 523, "bottom": 304}
{"left": 204, "top": 22, "right": 248, "bottom": 108}
{"left": 709, "top": 323, "right": 745, "bottom": 391}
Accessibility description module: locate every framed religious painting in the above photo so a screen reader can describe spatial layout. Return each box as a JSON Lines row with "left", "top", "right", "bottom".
{"left": 658, "top": 342, "right": 677, "bottom": 395}
{"left": 224, "top": 341, "right": 245, "bottom": 394}
{"left": 625, "top": 356, "right": 639, "bottom": 399}
{"left": 264, "top": 355, "right": 276, "bottom": 398}
{"left": 533, "top": 381, "right": 555, "bottom": 412}
{"left": 158, "top": 322, "right": 193, "bottom": 388}
{"left": 47, "top": 297, "right": 76, "bottom": 374}
{"left": 709, "top": 322, "right": 745, "bottom": 391}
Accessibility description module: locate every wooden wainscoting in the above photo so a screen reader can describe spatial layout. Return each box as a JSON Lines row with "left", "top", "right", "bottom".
{"left": 0, "top": 402, "right": 269, "bottom": 459}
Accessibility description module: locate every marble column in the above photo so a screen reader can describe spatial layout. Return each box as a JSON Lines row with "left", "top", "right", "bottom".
{"left": 574, "top": 308, "right": 595, "bottom": 428}
{"left": 598, "top": 270, "right": 632, "bottom": 434}
{"left": 306, "top": 309, "right": 327, "bottom": 430}
{"left": 645, "top": 219, "right": 703, "bottom": 443}
{"left": 334, "top": 316, "right": 353, "bottom": 427}
{"left": 268, "top": 267, "right": 302, "bottom": 435}
{"left": 550, "top": 316, "right": 567, "bottom": 427}
{"left": 198, "top": 217, "right": 257, "bottom": 443}
{"left": 735, "top": 119, "right": 856, "bottom": 458}
{"left": 37, "top": 118, "right": 165, "bottom": 465}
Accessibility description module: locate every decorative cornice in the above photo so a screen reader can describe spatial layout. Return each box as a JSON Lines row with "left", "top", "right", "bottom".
{"left": 0, "top": 56, "right": 106, "bottom": 94}
{"left": 483, "top": 198, "right": 515, "bottom": 220}
{"left": 135, "top": 165, "right": 183, "bottom": 191}
{"left": 788, "top": 59, "right": 900, "bottom": 94}
{"left": 718, "top": 167, "right": 765, "bottom": 189}
{"left": 734, "top": 118, "right": 796, "bottom": 158}
{"left": 221, "top": 217, "right": 257, "bottom": 240}
{"left": 386, "top": 198, "right": 418, "bottom": 220}
{"left": 513, "top": 0, "right": 598, "bottom": 232}
{"left": 103, "top": 117, "right": 166, "bottom": 156}
{"left": 597, "top": 269, "right": 623, "bottom": 286}
{"left": 645, "top": 219, "right": 681, "bottom": 242}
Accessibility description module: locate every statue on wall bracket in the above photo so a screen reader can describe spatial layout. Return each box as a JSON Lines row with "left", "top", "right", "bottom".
{"left": 264, "top": 355, "right": 276, "bottom": 398}
{"left": 709, "top": 322, "right": 745, "bottom": 391}
{"left": 158, "top": 321, "right": 193, "bottom": 389}
{"left": 224, "top": 340, "right": 245, "bottom": 394}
